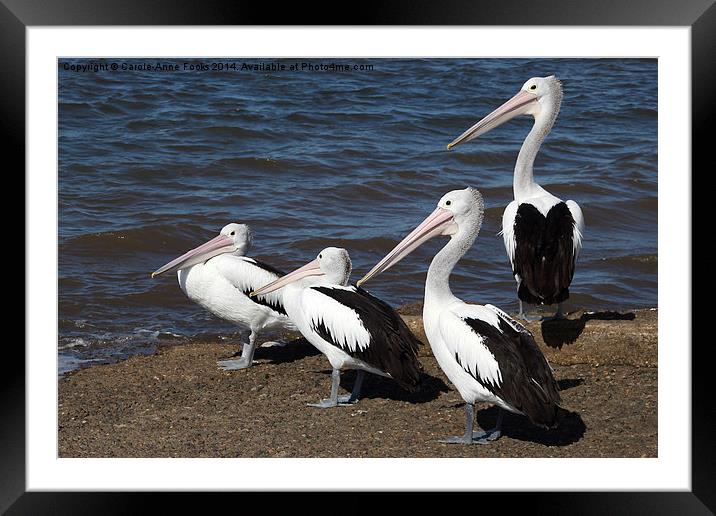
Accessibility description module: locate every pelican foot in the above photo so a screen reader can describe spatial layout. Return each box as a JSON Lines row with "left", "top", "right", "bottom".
{"left": 217, "top": 358, "right": 252, "bottom": 371}
{"left": 472, "top": 429, "right": 501, "bottom": 444}
{"left": 519, "top": 313, "right": 542, "bottom": 322}
{"left": 307, "top": 395, "right": 355, "bottom": 408}
{"left": 307, "top": 399, "right": 337, "bottom": 408}
{"left": 439, "top": 435, "right": 473, "bottom": 444}
{"left": 439, "top": 430, "right": 501, "bottom": 445}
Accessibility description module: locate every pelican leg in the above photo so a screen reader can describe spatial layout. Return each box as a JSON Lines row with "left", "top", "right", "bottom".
{"left": 556, "top": 302, "right": 565, "bottom": 318}
{"left": 344, "top": 370, "right": 365, "bottom": 404}
{"left": 217, "top": 330, "right": 257, "bottom": 371}
{"left": 308, "top": 368, "right": 347, "bottom": 408}
{"left": 541, "top": 303, "right": 566, "bottom": 321}
{"left": 517, "top": 299, "right": 540, "bottom": 321}
{"left": 472, "top": 409, "right": 503, "bottom": 444}
{"left": 518, "top": 300, "right": 541, "bottom": 322}
{"left": 439, "top": 403, "right": 476, "bottom": 444}
{"left": 440, "top": 404, "right": 503, "bottom": 445}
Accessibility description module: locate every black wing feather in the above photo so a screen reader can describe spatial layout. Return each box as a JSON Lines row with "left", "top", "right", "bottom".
{"left": 513, "top": 202, "right": 576, "bottom": 305}
{"left": 310, "top": 286, "right": 422, "bottom": 391}
{"left": 239, "top": 259, "right": 288, "bottom": 316}
{"left": 461, "top": 315, "right": 561, "bottom": 428}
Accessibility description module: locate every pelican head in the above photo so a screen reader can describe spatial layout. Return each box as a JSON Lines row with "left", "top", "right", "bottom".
{"left": 151, "top": 222, "right": 253, "bottom": 278}
{"left": 250, "top": 247, "right": 352, "bottom": 296}
{"left": 447, "top": 75, "right": 562, "bottom": 150}
{"left": 358, "top": 187, "right": 484, "bottom": 286}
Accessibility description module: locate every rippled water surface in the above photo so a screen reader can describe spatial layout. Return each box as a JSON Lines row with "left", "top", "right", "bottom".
{"left": 58, "top": 58, "right": 657, "bottom": 374}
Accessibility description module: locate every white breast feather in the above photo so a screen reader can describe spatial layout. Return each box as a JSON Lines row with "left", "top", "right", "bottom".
{"left": 527, "top": 195, "right": 562, "bottom": 216}
{"left": 439, "top": 303, "right": 503, "bottom": 387}
{"left": 302, "top": 286, "right": 371, "bottom": 352}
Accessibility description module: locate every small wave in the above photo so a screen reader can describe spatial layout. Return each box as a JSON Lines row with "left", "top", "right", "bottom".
{"left": 96, "top": 103, "right": 125, "bottom": 115}
{"left": 59, "top": 327, "right": 187, "bottom": 353}
{"left": 285, "top": 113, "right": 317, "bottom": 123}
{"left": 213, "top": 156, "right": 289, "bottom": 172}
{"left": 204, "top": 126, "right": 267, "bottom": 139}
{"left": 58, "top": 277, "right": 85, "bottom": 289}
{"left": 58, "top": 338, "right": 90, "bottom": 350}
{"left": 598, "top": 253, "right": 657, "bottom": 274}
{"left": 321, "top": 111, "right": 392, "bottom": 123}
{"left": 132, "top": 328, "right": 184, "bottom": 340}
{"left": 112, "top": 99, "right": 153, "bottom": 111}
{"left": 321, "top": 182, "right": 393, "bottom": 202}
{"left": 625, "top": 107, "right": 657, "bottom": 118}
{"left": 121, "top": 284, "right": 193, "bottom": 309}
{"left": 58, "top": 318, "right": 96, "bottom": 330}
{"left": 59, "top": 101, "right": 93, "bottom": 112}
{"left": 446, "top": 150, "right": 515, "bottom": 167}
{"left": 293, "top": 235, "right": 409, "bottom": 254}
{"left": 126, "top": 119, "right": 158, "bottom": 131}
{"left": 115, "top": 141, "right": 146, "bottom": 151}
{"left": 63, "top": 163, "right": 96, "bottom": 174}
{"left": 60, "top": 223, "right": 213, "bottom": 254}
{"left": 166, "top": 143, "right": 219, "bottom": 153}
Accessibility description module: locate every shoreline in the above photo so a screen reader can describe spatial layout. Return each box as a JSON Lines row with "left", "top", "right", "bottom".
{"left": 59, "top": 303, "right": 657, "bottom": 377}
{"left": 59, "top": 307, "right": 657, "bottom": 458}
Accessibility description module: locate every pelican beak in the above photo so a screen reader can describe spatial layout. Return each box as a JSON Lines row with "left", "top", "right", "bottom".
{"left": 151, "top": 234, "right": 234, "bottom": 278}
{"left": 250, "top": 258, "right": 323, "bottom": 297}
{"left": 447, "top": 89, "right": 538, "bottom": 149}
{"left": 357, "top": 207, "right": 456, "bottom": 286}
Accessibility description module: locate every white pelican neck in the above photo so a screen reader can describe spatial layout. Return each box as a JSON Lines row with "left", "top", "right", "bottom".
{"left": 425, "top": 217, "right": 481, "bottom": 307}
{"left": 514, "top": 94, "right": 561, "bottom": 201}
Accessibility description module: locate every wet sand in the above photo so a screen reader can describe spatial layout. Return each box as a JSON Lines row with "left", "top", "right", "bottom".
{"left": 58, "top": 308, "right": 657, "bottom": 458}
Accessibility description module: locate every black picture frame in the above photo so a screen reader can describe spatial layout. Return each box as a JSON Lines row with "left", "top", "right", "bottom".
{"left": 7, "top": 0, "right": 711, "bottom": 513}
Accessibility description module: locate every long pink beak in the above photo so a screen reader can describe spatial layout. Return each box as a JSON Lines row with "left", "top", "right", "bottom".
{"left": 446, "top": 89, "right": 538, "bottom": 149}
{"left": 357, "top": 207, "right": 455, "bottom": 287}
{"left": 151, "top": 234, "right": 234, "bottom": 278}
{"left": 250, "top": 258, "right": 323, "bottom": 297}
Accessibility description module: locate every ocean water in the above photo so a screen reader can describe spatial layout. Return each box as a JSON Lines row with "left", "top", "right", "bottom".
{"left": 58, "top": 58, "right": 657, "bottom": 374}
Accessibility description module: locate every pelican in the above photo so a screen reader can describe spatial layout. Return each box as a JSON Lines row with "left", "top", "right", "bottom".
{"left": 151, "top": 223, "right": 297, "bottom": 370}
{"left": 358, "top": 188, "right": 561, "bottom": 444}
{"left": 251, "top": 247, "right": 422, "bottom": 408}
{"left": 448, "top": 75, "right": 584, "bottom": 320}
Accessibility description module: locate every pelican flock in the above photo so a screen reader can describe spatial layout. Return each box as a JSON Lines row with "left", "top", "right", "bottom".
{"left": 448, "top": 76, "right": 584, "bottom": 320}
{"left": 151, "top": 223, "right": 297, "bottom": 370}
{"left": 151, "top": 74, "right": 584, "bottom": 446}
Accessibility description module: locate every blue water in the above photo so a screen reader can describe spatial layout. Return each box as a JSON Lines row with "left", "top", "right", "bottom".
{"left": 58, "top": 58, "right": 657, "bottom": 374}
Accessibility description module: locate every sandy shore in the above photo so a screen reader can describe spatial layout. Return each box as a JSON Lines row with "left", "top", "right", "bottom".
{"left": 59, "top": 307, "right": 657, "bottom": 458}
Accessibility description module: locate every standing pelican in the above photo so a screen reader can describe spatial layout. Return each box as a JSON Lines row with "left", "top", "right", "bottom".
{"left": 448, "top": 76, "right": 584, "bottom": 320}
{"left": 359, "top": 188, "right": 561, "bottom": 444}
{"left": 151, "top": 223, "right": 297, "bottom": 370}
{"left": 251, "top": 247, "right": 422, "bottom": 408}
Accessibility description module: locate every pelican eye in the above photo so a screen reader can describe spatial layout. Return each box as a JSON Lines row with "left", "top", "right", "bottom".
{"left": 319, "top": 254, "right": 323, "bottom": 259}
{"left": 445, "top": 200, "right": 452, "bottom": 206}
{"left": 230, "top": 231, "right": 235, "bottom": 236}
{"left": 530, "top": 85, "right": 537, "bottom": 90}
